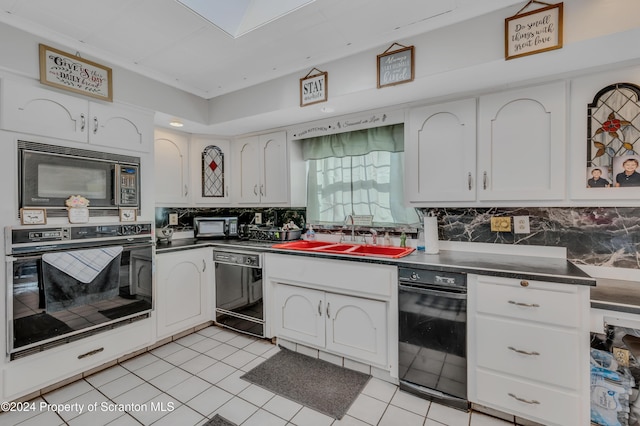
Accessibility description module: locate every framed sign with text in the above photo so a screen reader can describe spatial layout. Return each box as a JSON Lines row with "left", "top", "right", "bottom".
{"left": 300, "top": 68, "right": 328, "bottom": 107}
{"left": 377, "top": 43, "right": 414, "bottom": 89}
{"left": 39, "top": 44, "right": 113, "bottom": 101}
{"left": 505, "top": 1, "right": 563, "bottom": 60}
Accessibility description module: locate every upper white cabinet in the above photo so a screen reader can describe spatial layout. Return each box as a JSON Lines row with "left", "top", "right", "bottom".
{"left": 1, "top": 79, "right": 153, "bottom": 152}
{"left": 233, "top": 131, "right": 288, "bottom": 205}
{"left": 477, "top": 81, "right": 566, "bottom": 201}
{"left": 406, "top": 99, "right": 477, "bottom": 203}
{"left": 154, "top": 128, "right": 190, "bottom": 205}
{"left": 190, "top": 136, "right": 231, "bottom": 205}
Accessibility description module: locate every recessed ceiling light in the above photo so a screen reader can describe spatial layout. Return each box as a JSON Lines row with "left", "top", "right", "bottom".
{"left": 169, "top": 120, "right": 184, "bottom": 128}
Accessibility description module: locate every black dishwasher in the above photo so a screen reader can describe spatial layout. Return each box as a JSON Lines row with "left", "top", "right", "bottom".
{"left": 398, "top": 266, "right": 469, "bottom": 411}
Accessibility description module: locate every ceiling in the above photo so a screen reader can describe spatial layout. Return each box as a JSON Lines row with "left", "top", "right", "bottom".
{"left": 0, "top": 0, "right": 523, "bottom": 133}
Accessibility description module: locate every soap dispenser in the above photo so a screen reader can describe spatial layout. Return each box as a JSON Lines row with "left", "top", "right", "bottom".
{"left": 306, "top": 225, "right": 316, "bottom": 241}
{"left": 383, "top": 232, "right": 391, "bottom": 246}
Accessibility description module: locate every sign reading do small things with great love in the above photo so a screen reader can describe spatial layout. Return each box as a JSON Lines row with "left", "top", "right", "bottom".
{"left": 505, "top": 2, "right": 563, "bottom": 60}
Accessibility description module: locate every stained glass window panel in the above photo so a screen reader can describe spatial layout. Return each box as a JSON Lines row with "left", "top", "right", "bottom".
{"left": 202, "top": 145, "right": 224, "bottom": 197}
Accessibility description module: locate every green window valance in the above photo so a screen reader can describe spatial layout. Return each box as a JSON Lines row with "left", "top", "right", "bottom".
{"left": 301, "top": 124, "right": 404, "bottom": 160}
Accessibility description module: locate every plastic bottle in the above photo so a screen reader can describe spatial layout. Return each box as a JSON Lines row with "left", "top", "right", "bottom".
{"left": 383, "top": 232, "right": 391, "bottom": 246}
{"left": 306, "top": 225, "right": 316, "bottom": 241}
{"left": 400, "top": 232, "right": 407, "bottom": 247}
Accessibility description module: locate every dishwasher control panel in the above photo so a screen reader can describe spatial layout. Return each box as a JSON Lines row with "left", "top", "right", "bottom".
{"left": 398, "top": 267, "right": 466, "bottom": 290}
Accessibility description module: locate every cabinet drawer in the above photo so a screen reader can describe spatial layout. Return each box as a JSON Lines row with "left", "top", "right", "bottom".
{"left": 475, "top": 316, "right": 580, "bottom": 388}
{"left": 474, "top": 370, "right": 582, "bottom": 426}
{"left": 475, "top": 276, "right": 580, "bottom": 327}
{"left": 3, "top": 319, "right": 153, "bottom": 400}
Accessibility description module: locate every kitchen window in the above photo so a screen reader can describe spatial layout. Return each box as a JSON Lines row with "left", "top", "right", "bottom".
{"left": 303, "top": 124, "right": 419, "bottom": 226}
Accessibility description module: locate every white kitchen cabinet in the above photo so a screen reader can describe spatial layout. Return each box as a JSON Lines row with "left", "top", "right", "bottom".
{"left": 266, "top": 253, "right": 396, "bottom": 370}
{"left": 154, "top": 128, "right": 191, "bottom": 206}
{"left": 467, "top": 274, "right": 590, "bottom": 426}
{"left": 156, "top": 248, "right": 212, "bottom": 339}
{"left": 406, "top": 98, "right": 477, "bottom": 203}
{"left": 274, "top": 284, "right": 388, "bottom": 367}
{"left": 190, "top": 136, "right": 231, "bottom": 204}
{"left": 477, "top": 81, "right": 566, "bottom": 201}
{"left": 233, "top": 131, "right": 288, "bottom": 205}
{"left": 88, "top": 101, "right": 154, "bottom": 152}
{"left": 1, "top": 78, "right": 153, "bottom": 152}
{"left": 2, "top": 318, "right": 153, "bottom": 402}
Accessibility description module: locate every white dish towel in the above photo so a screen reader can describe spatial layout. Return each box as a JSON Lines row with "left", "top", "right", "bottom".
{"left": 42, "top": 246, "right": 123, "bottom": 284}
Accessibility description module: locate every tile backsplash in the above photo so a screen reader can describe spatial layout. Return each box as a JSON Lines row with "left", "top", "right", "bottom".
{"left": 156, "top": 206, "right": 640, "bottom": 270}
{"left": 418, "top": 207, "right": 640, "bottom": 269}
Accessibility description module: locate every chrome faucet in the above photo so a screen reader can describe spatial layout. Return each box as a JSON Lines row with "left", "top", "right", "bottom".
{"left": 369, "top": 229, "right": 378, "bottom": 245}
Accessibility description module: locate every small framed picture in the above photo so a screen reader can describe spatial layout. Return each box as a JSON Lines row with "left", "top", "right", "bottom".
{"left": 68, "top": 207, "right": 90, "bottom": 224}
{"left": 20, "top": 208, "right": 47, "bottom": 225}
{"left": 119, "top": 208, "right": 137, "bottom": 222}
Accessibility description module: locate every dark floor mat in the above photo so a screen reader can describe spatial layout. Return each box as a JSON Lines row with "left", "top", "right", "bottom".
{"left": 202, "top": 414, "right": 237, "bottom": 426}
{"left": 98, "top": 299, "right": 151, "bottom": 320}
{"left": 241, "top": 347, "right": 371, "bottom": 419}
{"left": 13, "top": 312, "right": 74, "bottom": 348}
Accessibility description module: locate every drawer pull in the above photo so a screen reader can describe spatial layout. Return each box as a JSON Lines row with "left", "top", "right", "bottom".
{"left": 508, "top": 393, "right": 540, "bottom": 405}
{"left": 508, "top": 300, "right": 540, "bottom": 308}
{"left": 508, "top": 346, "right": 540, "bottom": 356}
{"left": 77, "top": 347, "right": 104, "bottom": 359}
{"left": 520, "top": 280, "right": 529, "bottom": 287}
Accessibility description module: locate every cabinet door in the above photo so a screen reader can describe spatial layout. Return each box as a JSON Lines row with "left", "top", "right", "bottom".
{"left": 478, "top": 82, "right": 566, "bottom": 201}
{"left": 89, "top": 102, "right": 153, "bottom": 152}
{"left": 260, "top": 131, "right": 288, "bottom": 204}
{"left": 191, "top": 137, "right": 231, "bottom": 204}
{"left": 234, "top": 136, "right": 261, "bottom": 204}
{"left": 156, "top": 250, "right": 211, "bottom": 339}
{"left": 0, "top": 79, "right": 87, "bottom": 142}
{"left": 274, "top": 284, "right": 324, "bottom": 348}
{"left": 325, "top": 293, "right": 387, "bottom": 366}
{"left": 406, "top": 99, "right": 477, "bottom": 203}
{"left": 154, "top": 129, "right": 190, "bottom": 205}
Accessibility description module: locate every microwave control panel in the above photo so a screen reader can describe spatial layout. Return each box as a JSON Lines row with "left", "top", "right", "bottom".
{"left": 118, "top": 165, "right": 139, "bottom": 206}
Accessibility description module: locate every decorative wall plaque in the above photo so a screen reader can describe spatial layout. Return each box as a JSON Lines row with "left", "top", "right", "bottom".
{"left": 39, "top": 44, "right": 113, "bottom": 101}
{"left": 300, "top": 68, "right": 328, "bottom": 107}
{"left": 377, "top": 43, "right": 414, "bottom": 88}
{"left": 505, "top": 1, "right": 563, "bottom": 60}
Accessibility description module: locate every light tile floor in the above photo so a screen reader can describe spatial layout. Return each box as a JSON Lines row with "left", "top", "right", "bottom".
{"left": 0, "top": 326, "right": 517, "bottom": 426}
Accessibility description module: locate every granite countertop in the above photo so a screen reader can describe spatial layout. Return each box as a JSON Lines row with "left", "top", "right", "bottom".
{"left": 156, "top": 238, "right": 595, "bottom": 286}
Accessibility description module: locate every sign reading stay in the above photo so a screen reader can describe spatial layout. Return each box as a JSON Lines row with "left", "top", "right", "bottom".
{"left": 300, "top": 69, "right": 328, "bottom": 107}
{"left": 505, "top": 2, "right": 563, "bottom": 60}
{"left": 39, "top": 44, "right": 113, "bottom": 102}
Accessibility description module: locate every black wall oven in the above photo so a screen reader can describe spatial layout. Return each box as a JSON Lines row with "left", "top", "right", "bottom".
{"left": 5, "top": 223, "right": 153, "bottom": 359}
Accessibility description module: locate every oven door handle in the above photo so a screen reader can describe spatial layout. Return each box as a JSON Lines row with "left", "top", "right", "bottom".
{"left": 399, "top": 282, "right": 467, "bottom": 299}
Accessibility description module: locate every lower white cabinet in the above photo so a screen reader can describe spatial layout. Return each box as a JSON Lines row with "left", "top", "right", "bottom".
{"left": 2, "top": 318, "right": 153, "bottom": 401}
{"left": 156, "top": 249, "right": 212, "bottom": 339}
{"left": 265, "top": 253, "right": 396, "bottom": 371}
{"left": 275, "top": 284, "right": 387, "bottom": 366}
{"left": 467, "top": 274, "right": 590, "bottom": 426}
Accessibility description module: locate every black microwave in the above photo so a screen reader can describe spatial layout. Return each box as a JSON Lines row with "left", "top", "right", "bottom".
{"left": 18, "top": 141, "right": 141, "bottom": 217}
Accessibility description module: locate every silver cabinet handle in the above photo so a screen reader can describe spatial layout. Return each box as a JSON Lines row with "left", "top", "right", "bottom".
{"left": 93, "top": 116, "right": 98, "bottom": 134}
{"left": 254, "top": 184, "right": 258, "bottom": 196}
{"left": 78, "top": 347, "right": 104, "bottom": 359}
{"left": 508, "top": 300, "right": 540, "bottom": 308}
{"left": 202, "top": 259, "right": 206, "bottom": 272}
{"left": 326, "top": 302, "right": 331, "bottom": 318}
{"left": 508, "top": 393, "right": 540, "bottom": 405}
{"left": 468, "top": 172, "right": 472, "bottom": 190}
{"left": 260, "top": 184, "right": 264, "bottom": 196}
{"left": 80, "top": 113, "right": 86, "bottom": 131}
{"left": 483, "top": 171, "right": 487, "bottom": 190}
{"left": 508, "top": 346, "right": 540, "bottom": 356}
{"left": 318, "top": 300, "right": 322, "bottom": 316}
{"left": 184, "top": 185, "right": 188, "bottom": 196}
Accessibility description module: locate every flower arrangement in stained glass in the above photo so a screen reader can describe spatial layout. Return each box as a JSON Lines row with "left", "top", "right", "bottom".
{"left": 588, "top": 83, "right": 640, "bottom": 171}
{"left": 202, "top": 145, "right": 224, "bottom": 197}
